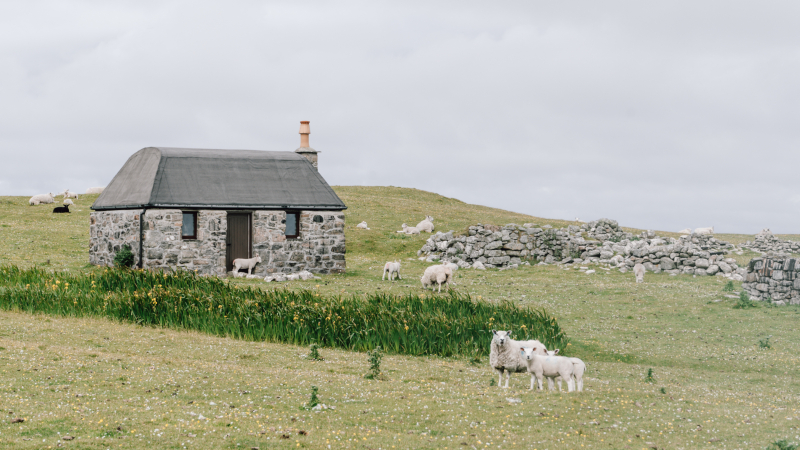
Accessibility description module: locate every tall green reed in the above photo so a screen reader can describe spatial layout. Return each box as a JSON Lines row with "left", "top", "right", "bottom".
{"left": 0, "top": 265, "right": 569, "bottom": 358}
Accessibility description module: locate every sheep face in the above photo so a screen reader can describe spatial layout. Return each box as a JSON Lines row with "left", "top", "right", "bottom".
{"left": 520, "top": 347, "right": 539, "bottom": 361}
{"left": 426, "top": 216, "right": 434, "bottom": 222}
{"left": 491, "top": 330, "right": 512, "bottom": 346}
{"left": 546, "top": 349, "right": 560, "bottom": 356}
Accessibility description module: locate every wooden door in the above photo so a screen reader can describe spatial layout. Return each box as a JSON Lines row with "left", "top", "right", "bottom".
{"left": 226, "top": 213, "right": 251, "bottom": 272}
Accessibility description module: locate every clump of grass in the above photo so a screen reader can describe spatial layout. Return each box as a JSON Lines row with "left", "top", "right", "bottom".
{"left": 113, "top": 245, "right": 135, "bottom": 269}
{"left": 660, "top": 387, "right": 666, "bottom": 394}
{"left": 365, "top": 346, "right": 383, "bottom": 380}
{"left": 489, "top": 378, "right": 496, "bottom": 387}
{"left": 734, "top": 291, "right": 757, "bottom": 309}
{"left": 759, "top": 336, "right": 772, "bottom": 350}
{"left": 0, "top": 265, "right": 569, "bottom": 359}
{"left": 305, "top": 385, "right": 320, "bottom": 409}
{"left": 723, "top": 280, "right": 735, "bottom": 292}
{"left": 766, "top": 439, "right": 799, "bottom": 450}
{"left": 308, "top": 343, "right": 323, "bottom": 361}
{"left": 645, "top": 368, "right": 655, "bottom": 383}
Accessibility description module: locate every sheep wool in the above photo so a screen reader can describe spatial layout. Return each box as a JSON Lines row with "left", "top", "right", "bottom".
{"left": 232, "top": 255, "right": 262, "bottom": 275}
{"left": 416, "top": 216, "right": 434, "bottom": 233}
{"left": 633, "top": 263, "right": 645, "bottom": 283}
{"left": 489, "top": 330, "right": 545, "bottom": 389}
{"left": 420, "top": 264, "right": 452, "bottom": 292}
{"left": 29, "top": 193, "right": 55, "bottom": 206}
{"left": 382, "top": 261, "right": 401, "bottom": 281}
{"left": 521, "top": 347, "right": 575, "bottom": 392}
{"left": 85, "top": 187, "right": 105, "bottom": 194}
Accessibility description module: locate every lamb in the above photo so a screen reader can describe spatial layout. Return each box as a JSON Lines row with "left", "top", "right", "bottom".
{"left": 398, "top": 223, "right": 420, "bottom": 235}
{"left": 678, "top": 228, "right": 691, "bottom": 234}
{"left": 420, "top": 264, "right": 452, "bottom": 292}
{"left": 489, "top": 331, "right": 545, "bottom": 389}
{"left": 758, "top": 228, "right": 772, "bottom": 236}
{"left": 232, "top": 255, "right": 262, "bottom": 275}
{"left": 63, "top": 190, "right": 79, "bottom": 200}
{"left": 85, "top": 187, "right": 105, "bottom": 194}
{"left": 416, "top": 216, "right": 435, "bottom": 233}
{"left": 633, "top": 263, "right": 645, "bottom": 283}
{"left": 520, "top": 346, "right": 575, "bottom": 392}
{"left": 286, "top": 270, "right": 321, "bottom": 281}
{"left": 472, "top": 261, "right": 486, "bottom": 270}
{"left": 544, "top": 349, "right": 586, "bottom": 392}
{"left": 356, "top": 221, "right": 370, "bottom": 230}
{"left": 62, "top": 199, "right": 74, "bottom": 206}
{"left": 52, "top": 204, "right": 70, "bottom": 214}
{"left": 382, "top": 261, "right": 402, "bottom": 281}
{"left": 29, "top": 193, "right": 55, "bottom": 205}
{"left": 694, "top": 226, "right": 714, "bottom": 235}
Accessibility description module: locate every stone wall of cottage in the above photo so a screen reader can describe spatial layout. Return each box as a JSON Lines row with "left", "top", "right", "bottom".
{"left": 89, "top": 210, "right": 143, "bottom": 267}
{"left": 742, "top": 257, "right": 800, "bottom": 305}
{"left": 90, "top": 208, "right": 345, "bottom": 276}
{"left": 252, "top": 210, "right": 345, "bottom": 276}
{"left": 141, "top": 209, "right": 228, "bottom": 276}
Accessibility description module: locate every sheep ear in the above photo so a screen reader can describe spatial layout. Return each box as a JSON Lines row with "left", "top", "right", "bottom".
{"left": 553, "top": 349, "right": 560, "bottom": 355}
{"left": 507, "top": 330, "right": 512, "bottom": 336}
{"left": 491, "top": 329, "right": 497, "bottom": 335}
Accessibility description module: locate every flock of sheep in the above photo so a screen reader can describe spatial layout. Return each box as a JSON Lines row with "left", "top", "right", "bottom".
{"left": 28, "top": 187, "right": 105, "bottom": 213}
{"left": 490, "top": 330, "right": 586, "bottom": 393}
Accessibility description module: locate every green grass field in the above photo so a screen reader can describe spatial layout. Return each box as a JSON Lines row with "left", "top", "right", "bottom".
{"left": 1, "top": 187, "right": 799, "bottom": 449}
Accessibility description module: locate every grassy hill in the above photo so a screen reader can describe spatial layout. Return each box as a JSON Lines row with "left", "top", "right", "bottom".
{"left": 1, "top": 187, "right": 800, "bottom": 449}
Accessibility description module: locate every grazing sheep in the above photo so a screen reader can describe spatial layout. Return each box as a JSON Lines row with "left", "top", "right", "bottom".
{"left": 678, "top": 228, "right": 691, "bottom": 234}
{"left": 633, "top": 263, "right": 645, "bottom": 283}
{"left": 232, "top": 255, "right": 262, "bottom": 275}
{"left": 416, "top": 216, "right": 435, "bottom": 233}
{"left": 490, "top": 331, "right": 545, "bottom": 389}
{"left": 398, "top": 223, "right": 420, "bottom": 235}
{"left": 52, "top": 204, "right": 70, "bottom": 214}
{"left": 472, "top": 261, "right": 486, "bottom": 270}
{"left": 382, "top": 261, "right": 402, "bottom": 281}
{"left": 356, "top": 221, "right": 370, "bottom": 230}
{"left": 29, "top": 193, "right": 55, "bottom": 205}
{"left": 545, "top": 349, "right": 586, "bottom": 392}
{"left": 63, "top": 190, "right": 79, "bottom": 200}
{"left": 62, "top": 199, "right": 74, "bottom": 206}
{"left": 420, "top": 264, "right": 452, "bottom": 292}
{"left": 694, "top": 226, "right": 714, "bottom": 235}
{"left": 85, "top": 187, "right": 105, "bottom": 194}
{"left": 521, "top": 346, "right": 575, "bottom": 392}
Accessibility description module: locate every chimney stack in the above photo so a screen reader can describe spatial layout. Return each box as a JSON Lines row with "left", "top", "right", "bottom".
{"left": 295, "top": 121, "right": 319, "bottom": 170}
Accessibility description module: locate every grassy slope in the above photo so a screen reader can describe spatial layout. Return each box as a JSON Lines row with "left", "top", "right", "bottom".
{"left": 1, "top": 187, "right": 800, "bottom": 449}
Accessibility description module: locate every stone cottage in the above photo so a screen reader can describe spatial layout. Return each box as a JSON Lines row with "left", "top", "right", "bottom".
{"left": 89, "top": 122, "right": 346, "bottom": 277}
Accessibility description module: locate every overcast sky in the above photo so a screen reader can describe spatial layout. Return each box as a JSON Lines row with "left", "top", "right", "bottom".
{"left": 1, "top": 1, "right": 798, "bottom": 233}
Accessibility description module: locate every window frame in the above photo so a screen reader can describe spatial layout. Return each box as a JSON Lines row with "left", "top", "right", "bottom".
{"left": 181, "top": 211, "right": 198, "bottom": 240}
{"left": 284, "top": 211, "right": 301, "bottom": 239}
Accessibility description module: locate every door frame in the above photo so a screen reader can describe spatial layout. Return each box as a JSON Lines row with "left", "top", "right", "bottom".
{"left": 226, "top": 211, "right": 253, "bottom": 272}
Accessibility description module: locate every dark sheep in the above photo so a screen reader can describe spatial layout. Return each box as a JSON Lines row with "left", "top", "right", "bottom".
{"left": 52, "top": 205, "right": 70, "bottom": 214}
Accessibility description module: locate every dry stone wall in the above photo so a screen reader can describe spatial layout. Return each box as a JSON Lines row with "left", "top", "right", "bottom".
{"left": 742, "top": 257, "right": 800, "bottom": 305}
{"left": 89, "top": 209, "right": 142, "bottom": 267}
{"left": 742, "top": 231, "right": 800, "bottom": 257}
{"left": 418, "top": 219, "right": 744, "bottom": 279}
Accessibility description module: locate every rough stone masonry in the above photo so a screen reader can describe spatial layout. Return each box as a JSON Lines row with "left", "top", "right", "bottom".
{"left": 90, "top": 209, "right": 345, "bottom": 277}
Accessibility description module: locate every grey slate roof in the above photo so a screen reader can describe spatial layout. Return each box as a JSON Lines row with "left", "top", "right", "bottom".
{"left": 91, "top": 147, "right": 346, "bottom": 211}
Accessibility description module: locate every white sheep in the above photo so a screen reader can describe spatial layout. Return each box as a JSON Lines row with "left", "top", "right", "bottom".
{"left": 29, "top": 193, "right": 55, "bottom": 206}
{"left": 545, "top": 349, "right": 586, "bottom": 392}
{"left": 398, "top": 223, "right": 420, "bottom": 235}
{"left": 678, "top": 228, "right": 692, "bottom": 234}
{"left": 85, "top": 187, "right": 105, "bottom": 194}
{"left": 441, "top": 261, "right": 458, "bottom": 271}
{"left": 472, "top": 261, "right": 486, "bottom": 270}
{"left": 232, "top": 255, "right": 262, "bottom": 275}
{"left": 420, "top": 264, "right": 452, "bottom": 292}
{"left": 757, "top": 228, "right": 772, "bottom": 236}
{"left": 416, "top": 216, "right": 435, "bottom": 233}
{"left": 356, "top": 221, "right": 370, "bottom": 230}
{"left": 63, "top": 190, "right": 79, "bottom": 200}
{"left": 521, "top": 346, "right": 575, "bottom": 392}
{"left": 62, "top": 199, "right": 74, "bottom": 206}
{"left": 489, "top": 330, "right": 545, "bottom": 389}
{"left": 285, "top": 270, "right": 321, "bottom": 281}
{"left": 382, "top": 261, "right": 401, "bottom": 281}
{"left": 694, "top": 226, "right": 714, "bottom": 235}
{"left": 633, "top": 263, "right": 645, "bottom": 283}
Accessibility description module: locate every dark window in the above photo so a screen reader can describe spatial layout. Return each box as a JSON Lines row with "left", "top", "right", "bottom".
{"left": 285, "top": 212, "right": 300, "bottom": 239}
{"left": 182, "top": 212, "right": 197, "bottom": 239}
